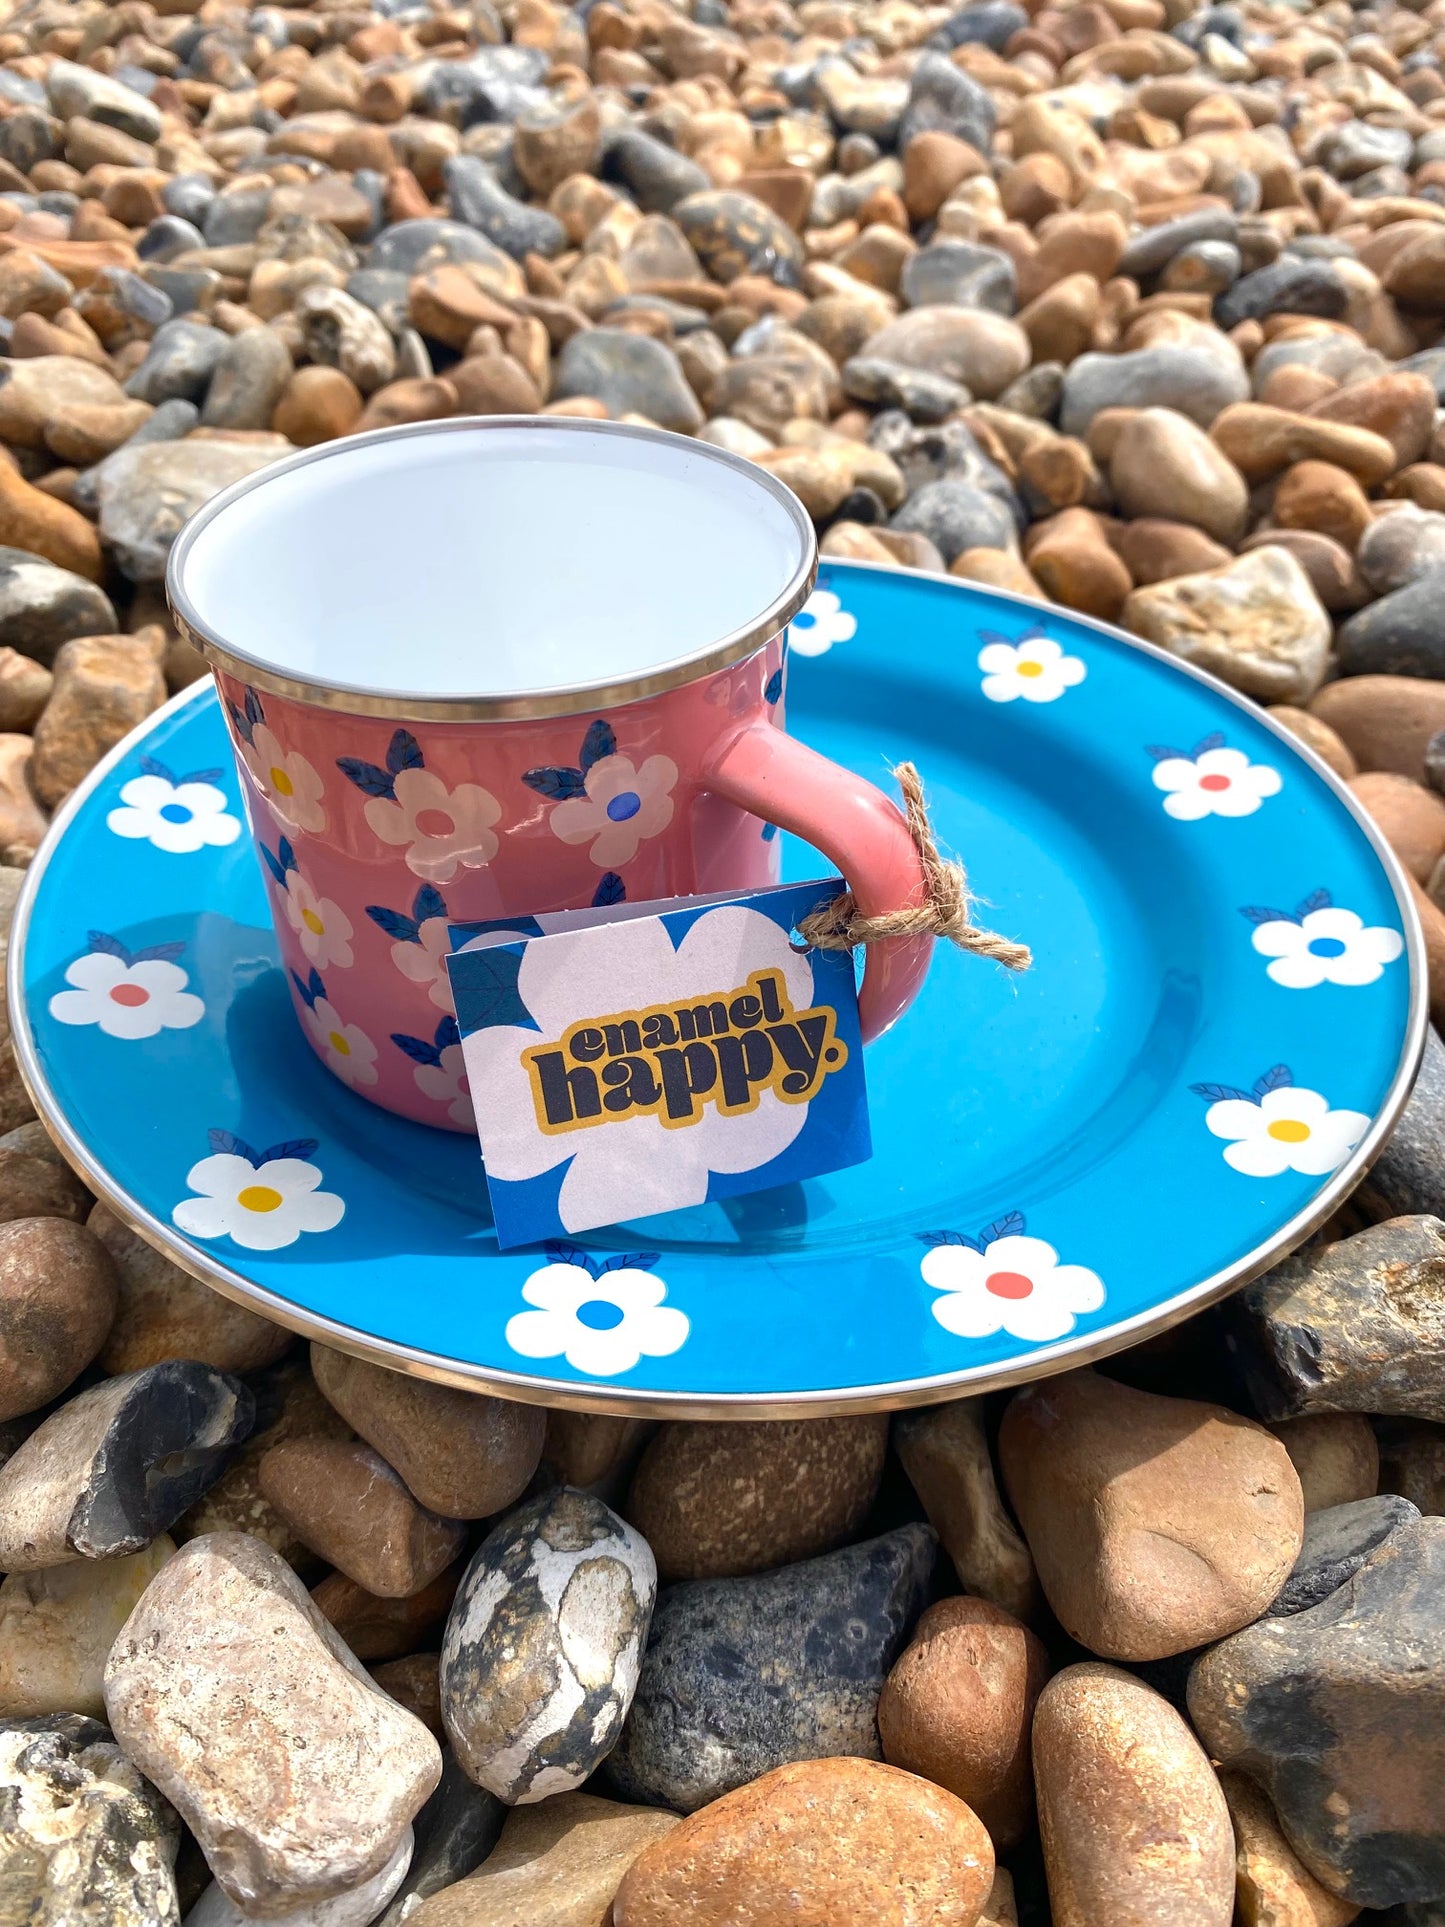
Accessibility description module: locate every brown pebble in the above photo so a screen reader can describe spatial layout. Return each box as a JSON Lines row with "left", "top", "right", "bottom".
{"left": 1114, "top": 517, "right": 1233, "bottom": 586}
{"left": 355, "top": 375, "right": 458, "bottom": 432}
{"left": 950, "top": 547, "right": 1045, "bottom": 599}
{"left": 878, "top": 1596, "right": 1049, "bottom": 1848}
{"left": 1266, "top": 707, "right": 1358, "bottom": 782}
{"left": 1026, "top": 507, "right": 1133, "bottom": 620}
{"left": 1267, "top": 1414, "right": 1379, "bottom": 1515}
{"left": 1311, "top": 676, "right": 1445, "bottom": 783}
{"left": 0, "top": 1218, "right": 118, "bottom": 1423}
{"left": 259, "top": 1438, "right": 466, "bottom": 1597}
{"left": 0, "top": 650, "right": 53, "bottom": 733}
{"left": 271, "top": 364, "right": 363, "bottom": 444}
{"left": 369, "top": 1653, "right": 443, "bottom": 1737}
{"left": 1221, "top": 1771, "right": 1361, "bottom": 1927}
{"left": 1308, "top": 371, "right": 1436, "bottom": 471}
{"left": 1271, "top": 461, "right": 1372, "bottom": 552}
{"left": 1241, "top": 528, "right": 1366, "bottom": 613}
{"left": 0, "top": 462, "right": 102, "bottom": 580}
{"left": 448, "top": 352, "right": 544, "bottom": 414}
{"left": 312, "top": 1561, "right": 461, "bottom": 1661}
{"left": 894, "top": 1399, "right": 1038, "bottom": 1623}
{"left": 1349, "top": 770, "right": 1445, "bottom": 883}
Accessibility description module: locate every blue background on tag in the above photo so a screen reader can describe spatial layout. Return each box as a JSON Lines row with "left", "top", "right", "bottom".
{"left": 446, "top": 880, "right": 871, "bottom": 1248}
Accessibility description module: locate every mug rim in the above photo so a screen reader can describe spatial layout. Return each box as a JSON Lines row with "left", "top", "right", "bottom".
{"left": 166, "top": 414, "right": 819, "bottom": 723}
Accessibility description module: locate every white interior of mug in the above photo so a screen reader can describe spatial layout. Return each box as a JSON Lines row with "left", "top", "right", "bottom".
{"left": 173, "top": 420, "right": 812, "bottom": 702}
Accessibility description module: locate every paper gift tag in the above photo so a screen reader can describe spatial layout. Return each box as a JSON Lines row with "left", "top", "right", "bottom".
{"left": 444, "top": 879, "right": 871, "bottom": 1248}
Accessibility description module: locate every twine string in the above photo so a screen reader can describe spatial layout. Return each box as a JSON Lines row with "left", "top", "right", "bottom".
{"left": 796, "top": 762, "right": 1032, "bottom": 972}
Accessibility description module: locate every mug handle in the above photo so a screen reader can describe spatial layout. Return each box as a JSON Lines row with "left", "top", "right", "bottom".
{"left": 705, "top": 722, "right": 933, "bottom": 1044}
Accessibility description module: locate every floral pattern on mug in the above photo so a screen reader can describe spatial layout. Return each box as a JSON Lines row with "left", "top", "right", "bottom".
{"left": 49, "top": 931, "right": 204, "bottom": 1040}
{"left": 978, "top": 631, "right": 1086, "bottom": 704}
{"left": 292, "top": 966, "right": 378, "bottom": 1088}
{"left": 1239, "top": 889, "right": 1403, "bottom": 990}
{"left": 229, "top": 687, "right": 327, "bottom": 835}
{"left": 505, "top": 1245, "right": 688, "bottom": 1377}
{"left": 523, "top": 719, "right": 677, "bottom": 871}
{"left": 1150, "top": 734, "right": 1281, "bottom": 820}
{"left": 340, "top": 728, "right": 501, "bottom": 884}
{"left": 261, "top": 836, "right": 353, "bottom": 970}
{"left": 788, "top": 588, "right": 855, "bottom": 659}
{"left": 107, "top": 756, "right": 242, "bottom": 855}
{"left": 173, "top": 1128, "right": 344, "bottom": 1251}
{"left": 367, "top": 882, "right": 454, "bottom": 1012}
{"left": 920, "top": 1213, "right": 1104, "bottom": 1343}
{"left": 1192, "top": 1064, "right": 1369, "bottom": 1178}
{"left": 392, "top": 1014, "right": 473, "bottom": 1127}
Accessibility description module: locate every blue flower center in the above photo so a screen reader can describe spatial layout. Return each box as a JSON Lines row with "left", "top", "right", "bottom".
{"left": 793, "top": 611, "right": 816, "bottom": 629}
{"left": 576, "top": 1298, "right": 624, "bottom": 1330}
{"left": 1307, "top": 936, "right": 1347, "bottom": 958}
{"left": 159, "top": 803, "right": 192, "bottom": 824}
{"left": 606, "top": 791, "right": 641, "bottom": 822}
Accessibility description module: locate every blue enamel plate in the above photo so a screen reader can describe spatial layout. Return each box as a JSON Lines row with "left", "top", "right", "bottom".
{"left": 8, "top": 561, "right": 1425, "bottom": 1416}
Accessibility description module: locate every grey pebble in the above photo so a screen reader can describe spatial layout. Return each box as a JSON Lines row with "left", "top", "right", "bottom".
{"left": 0, "top": 548, "right": 116, "bottom": 667}
{"left": 901, "top": 240, "right": 1015, "bottom": 314}
{"left": 1266, "top": 1495, "right": 1421, "bottom": 1616}
{"left": 444, "top": 155, "right": 565, "bottom": 260}
{"left": 123, "top": 319, "right": 227, "bottom": 406}
{"left": 890, "top": 475, "right": 1016, "bottom": 561}
{"left": 555, "top": 328, "right": 704, "bottom": 434}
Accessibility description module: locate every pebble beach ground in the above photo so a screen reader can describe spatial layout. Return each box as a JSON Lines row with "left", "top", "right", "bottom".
{"left": 2, "top": 0, "right": 1445, "bottom": 1918}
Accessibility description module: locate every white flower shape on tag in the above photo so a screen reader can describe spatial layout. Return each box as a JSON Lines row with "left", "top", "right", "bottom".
{"left": 1150, "top": 734, "right": 1281, "bottom": 820}
{"left": 921, "top": 1213, "right": 1104, "bottom": 1343}
{"left": 524, "top": 719, "right": 676, "bottom": 872}
{"left": 173, "top": 1131, "right": 344, "bottom": 1252}
{"left": 788, "top": 588, "right": 856, "bottom": 659}
{"left": 106, "top": 757, "right": 241, "bottom": 855}
{"left": 261, "top": 836, "right": 353, "bottom": 970}
{"left": 340, "top": 729, "right": 500, "bottom": 884}
{"left": 506, "top": 1247, "right": 688, "bottom": 1377}
{"left": 229, "top": 688, "right": 326, "bottom": 835}
{"left": 1240, "top": 889, "right": 1403, "bottom": 990}
{"left": 49, "top": 933, "right": 204, "bottom": 1040}
{"left": 978, "top": 630, "right": 1086, "bottom": 704}
{"left": 292, "top": 968, "right": 378, "bottom": 1088}
{"left": 1193, "top": 1065, "right": 1369, "bottom": 1178}
{"left": 461, "top": 905, "right": 815, "bottom": 1235}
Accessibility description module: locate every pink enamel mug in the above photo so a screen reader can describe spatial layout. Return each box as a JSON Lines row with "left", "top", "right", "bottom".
{"left": 167, "top": 417, "right": 933, "bottom": 1131}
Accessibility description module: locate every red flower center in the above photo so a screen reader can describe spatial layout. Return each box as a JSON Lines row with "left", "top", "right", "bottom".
{"left": 1199, "top": 774, "right": 1231, "bottom": 792}
{"left": 984, "top": 1270, "right": 1033, "bottom": 1300}
{"left": 109, "top": 984, "right": 149, "bottom": 1007}
{"left": 414, "top": 807, "right": 455, "bottom": 839}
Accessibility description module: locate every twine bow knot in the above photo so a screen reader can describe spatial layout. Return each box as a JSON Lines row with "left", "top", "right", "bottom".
{"left": 796, "top": 762, "right": 1032, "bottom": 972}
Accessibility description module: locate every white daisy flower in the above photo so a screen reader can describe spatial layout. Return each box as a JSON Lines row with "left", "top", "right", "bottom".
{"left": 173, "top": 1139, "right": 344, "bottom": 1253}
{"left": 506, "top": 1254, "right": 688, "bottom": 1377}
{"left": 280, "top": 871, "right": 354, "bottom": 970}
{"left": 1245, "top": 897, "right": 1403, "bottom": 990}
{"left": 524, "top": 717, "right": 676, "bottom": 873}
{"left": 49, "top": 940, "right": 204, "bottom": 1041}
{"left": 300, "top": 990, "right": 379, "bottom": 1088}
{"left": 394, "top": 917, "right": 455, "bottom": 1010}
{"left": 393, "top": 1016, "right": 474, "bottom": 1128}
{"left": 106, "top": 765, "right": 241, "bottom": 855}
{"left": 978, "top": 632, "right": 1086, "bottom": 704}
{"left": 922, "top": 1221, "right": 1104, "bottom": 1344}
{"left": 339, "top": 730, "right": 501, "bottom": 885}
{"left": 1197, "top": 1070, "right": 1369, "bottom": 1178}
{"left": 1152, "top": 742, "right": 1281, "bottom": 820}
{"left": 788, "top": 588, "right": 856, "bottom": 659}
{"left": 239, "top": 721, "right": 327, "bottom": 835}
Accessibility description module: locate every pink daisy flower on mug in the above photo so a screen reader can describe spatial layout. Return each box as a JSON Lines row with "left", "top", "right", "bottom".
{"left": 338, "top": 729, "right": 501, "bottom": 885}
{"left": 523, "top": 719, "right": 677, "bottom": 871}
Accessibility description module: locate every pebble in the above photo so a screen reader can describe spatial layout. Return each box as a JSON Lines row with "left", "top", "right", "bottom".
{"left": 0, "top": 547, "right": 114, "bottom": 666}
{"left": 607, "top": 1523, "right": 936, "bottom": 1812}
{"left": 97, "top": 438, "right": 292, "bottom": 581}
{"left": 440, "top": 1487, "right": 655, "bottom": 1803}
{"left": 0, "top": 1214, "right": 117, "bottom": 1421}
{"left": 1216, "top": 259, "right": 1349, "bottom": 329}
{"left": 892, "top": 476, "right": 1016, "bottom": 562}
{"left": 1357, "top": 507, "right": 1445, "bottom": 597}
{"left": 1061, "top": 340, "right": 1249, "bottom": 436}
{"left": 1269, "top": 1413, "right": 1380, "bottom": 1514}
{"left": 1213, "top": 404, "right": 1398, "bottom": 487}
{"left": 1188, "top": 1516, "right": 1445, "bottom": 1909}
{"left": 999, "top": 1369, "right": 1304, "bottom": 1659}
{"left": 1267, "top": 1494, "right": 1420, "bottom": 1618}
{"left": 613, "top": 1757, "right": 995, "bottom": 1927}
{"left": 1122, "top": 545, "right": 1332, "bottom": 704}
{"left": 1268, "top": 704, "right": 1358, "bottom": 780}
{"left": 554, "top": 328, "right": 703, "bottom": 433}
{"left": 878, "top": 1595, "right": 1048, "bottom": 1847}
{"left": 1339, "top": 572, "right": 1445, "bottom": 680}
{"left": 0, "top": 1361, "right": 253, "bottom": 1569}
{"left": 259, "top": 1439, "right": 465, "bottom": 1599}
{"left": 1034, "top": 1664, "right": 1235, "bottom": 1927}
{"left": 1352, "top": 770, "right": 1445, "bottom": 882}
{"left": 1221, "top": 1771, "right": 1362, "bottom": 1927}
{"left": 1359, "top": 1029, "right": 1445, "bottom": 1222}
{"left": 0, "top": 1538, "right": 173, "bottom": 1719}
{"left": 309, "top": 1344, "right": 543, "bottom": 1520}
{"left": 29, "top": 632, "right": 166, "bottom": 808}
{"left": 861, "top": 307, "right": 1029, "bottom": 400}
{"left": 0, "top": 1713, "right": 181, "bottom": 1926}
{"left": 1110, "top": 407, "right": 1249, "bottom": 544}
{"left": 1312, "top": 676, "right": 1445, "bottom": 783}
{"left": 1235, "top": 1215, "right": 1445, "bottom": 1422}
{"left": 674, "top": 191, "right": 805, "bottom": 288}
{"left": 625, "top": 1416, "right": 887, "bottom": 1580}
{"left": 103, "top": 1532, "right": 441, "bottom": 1916}
{"left": 373, "top": 1753, "right": 502, "bottom": 1924}
{"left": 1378, "top": 1418, "right": 1445, "bottom": 1517}
{"left": 187, "top": 1831, "right": 414, "bottom": 1927}
{"left": 0, "top": 460, "right": 102, "bottom": 580}
{"left": 901, "top": 241, "right": 1014, "bottom": 314}
{"left": 0, "top": 1120, "right": 92, "bottom": 1224}
{"left": 200, "top": 326, "right": 294, "bottom": 431}
{"left": 408, "top": 1792, "right": 676, "bottom": 1927}
{"left": 893, "top": 1398, "right": 1038, "bottom": 1621}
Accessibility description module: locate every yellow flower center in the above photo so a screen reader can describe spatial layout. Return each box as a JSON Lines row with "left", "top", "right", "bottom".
{"left": 1017, "top": 661, "right": 1044, "bottom": 678}
{"left": 237, "top": 1185, "right": 283, "bottom": 1213}
{"left": 1267, "top": 1119, "right": 1310, "bottom": 1143}
{"left": 328, "top": 1030, "right": 351, "bottom": 1056}
{"left": 270, "top": 765, "right": 294, "bottom": 797}
{"left": 301, "top": 908, "right": 324, "bottom": 936}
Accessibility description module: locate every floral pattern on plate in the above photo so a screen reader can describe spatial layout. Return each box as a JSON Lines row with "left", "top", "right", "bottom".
{"left": 1150, "top": 733, "right": 1282, "bottom": 820}
{"left": 1192, "top": 1064, "right": 1370, "bottom": 1178}
{"left": 292, "top": 966, "right": 378, "bottom": 1088}
{"left": 229, "top": 687, "right": 327, "bottom": 835}
{"left": 392, "top": 1014, "right": 473, "bottom": 1128}
{"left": 523, "top": 719, "right": 676, "bottom": 871}
{"left": 978, "top": 630, "right": 1086, "bottom": 705}
{"left": 173, "top": 1129, "right": 344, "bottom": 1251}
{"left": 339, "top": 728, "right": 501, "bottom": 884}
{"left": 106, "top": 756, "right": 241, "bottom": 855}
{"left": 49, "top": 931, "right": 204, "bottom": 1040}
{"left": 921, "top": 1212, "right": 1104, "bottom": 1343}
{"left": 505, "top": 1245, "right": 688, "bottom": 1377}
{"left": 261, "top": 836, "right": 353, "bottom": 970}
{"left": 1240, "top": 888, "right": 1403, "bottom": 990}
{"left": 788, "top": 588, "right": 856, "bottom": 659}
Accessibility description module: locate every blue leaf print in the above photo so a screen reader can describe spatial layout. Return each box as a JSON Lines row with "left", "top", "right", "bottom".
{"left": 579, "top": 720, "right": 616, "bottom": 772}
{"left": 1193, "top": 731, "right": 1226, "bottom": 756}
{"left": 139, "top": 754, "right": 175, "bottom": 782}
{"left": 244, "top": 687, "right": 264, "bottom": 728}
{"left": 522, "top": 766, "right": 587, "bottom": 800}
{"left": 458, "top": 946, "right": 533, "bottom": 1028}
{"left": 413, "top": 884, "right": 447, "bottom": 924}
{"left": 277, "top": 836, "right": 298, "bottom": 875}
{"left": 260, "top": 843, "right": 287, "bottom": 887}
{"left": 980, "top": 1211, "right": 1026, "bottom": 1246}
{"left": 208, "top": 1128, "right": 259, "bottom": 1164}
{"left": 1146, "top": 744, "right": 1188, "bottom": 763}
{"left": 291, "top": 968, "right": 325, "bottom": 1009}
{"left": 227, "top": 701, "right": 254, "bottom": 747}
{"left": 387, "top": 729, "right": 424, "bottom": 776}
{"left": 761, "top": 821, "right": 779, "bottom": 843}
{"left": 598, "top": 1252, "right": 659, "bottom": 1274}
{"left": 435, "top": 1014, "right": 460, "bottom": 1052}
{"left": 1254, "top": 1064, "right": 1293, "bottom": 1096}
{"left": 261, "top": 1138, "right": 318, "bottom": 1164}
{"left": 178, "top": 767, "right": 223, "bottom": 786}
{"left": 764, "top": 667, "right": 784, "bottom": 706}
{"left": 1296, "top": 888, "right": 1331, "bottom": 917}
{"left": 1191, "top": 1082, "right": 1256, "bottom": 1103}
{"left": 592, "top": 872, "right": 626, "bottom": 908}
{"left": 366, "top": 904, "right": 421, "bottom": 943}
{"left": 392, "top": 1031, "right": 444, "bottom": 1066}
{"left": 1239, "top": 905, "right": 1295, "bottom": 926}
{"left": 88, "top": 930, "right": 132, "bottom": 964}
{"left": 918, "top": 1230, "right": 983, "bottom": 1251}
{"left": 336, "top": 757, "right": 396, "bottom": 799}
{"left": 131, "top": 941, "right": 186, "bottom": 963}
{"left": 545, "top": 1239, "right": 597, "bottom": 1275}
